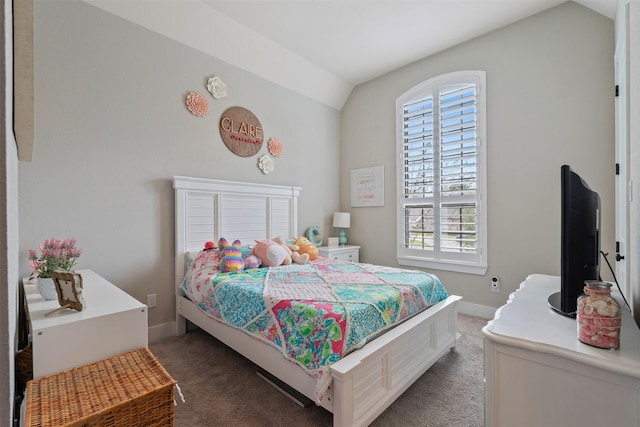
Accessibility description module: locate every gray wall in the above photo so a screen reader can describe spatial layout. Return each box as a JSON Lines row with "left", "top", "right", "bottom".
{"left": 3, "top": 1, "right": 19, "bottom": 422}
{"left": 340, "top": 2, "right": 615, "bottom": 309}
{"left": 19, "top": 1, "right": 341, "bottom": 329}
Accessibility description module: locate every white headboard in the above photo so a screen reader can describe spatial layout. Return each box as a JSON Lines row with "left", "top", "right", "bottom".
{"left": 173, "top": 176, "right": 301, "bottom": 286}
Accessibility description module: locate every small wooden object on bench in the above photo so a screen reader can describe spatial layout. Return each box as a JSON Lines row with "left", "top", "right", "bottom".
{"left": 24, "top": 347, "right": 175, "bottom": 426}
{"left": 51, "top": 270, "right": 85, "bottom": 312}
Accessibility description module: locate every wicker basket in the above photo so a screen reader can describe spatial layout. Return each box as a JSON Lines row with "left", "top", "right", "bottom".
{"left": 24, "top": 347, "right": 175, "bottom": 427}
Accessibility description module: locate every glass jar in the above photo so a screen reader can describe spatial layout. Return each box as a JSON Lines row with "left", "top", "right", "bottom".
{"left": 576, "top": 280, "right": 621, "bottom": 349}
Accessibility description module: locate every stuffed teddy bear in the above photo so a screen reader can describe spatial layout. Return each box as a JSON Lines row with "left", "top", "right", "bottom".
{"left": 272, "top": 237, "right": 309, "bottom": 264}
{"left": 294, "top": 236, "right": 319, "bottom": 260}
{"left": 252, "top": 239, "right": 290, "bottom": 267}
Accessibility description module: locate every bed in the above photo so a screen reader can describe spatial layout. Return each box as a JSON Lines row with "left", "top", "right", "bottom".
{"left": 173, "top": 176, "right": 462, "bottom": 427}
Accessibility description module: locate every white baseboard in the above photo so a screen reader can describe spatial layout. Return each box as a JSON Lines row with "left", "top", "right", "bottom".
{"left": 458, "top": 301, "right": 496, "bottom": 319}
{"left": 148, "top": 321, "right": 176, "bottom": 342}
{"left": 148, "top": 301, "right": 496, "bottom": 342}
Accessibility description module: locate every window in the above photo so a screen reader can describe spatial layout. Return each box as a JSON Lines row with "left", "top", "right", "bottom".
{"left": 396, "top": 71, "right": 487, "bottom": 274}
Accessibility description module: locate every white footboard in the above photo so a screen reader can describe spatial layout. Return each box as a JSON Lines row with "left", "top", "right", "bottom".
{"left": 329, "top": 295, "right": 461, "bottom": 427}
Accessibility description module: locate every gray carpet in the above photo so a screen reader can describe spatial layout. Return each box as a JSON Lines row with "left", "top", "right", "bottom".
{"left": 149, "top": 313, "right": 486, "bottom": 426}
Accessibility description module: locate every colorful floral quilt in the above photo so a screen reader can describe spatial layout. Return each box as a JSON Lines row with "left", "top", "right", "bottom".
{"left": 182, "top": 256, "right": 448, "bottom": 403}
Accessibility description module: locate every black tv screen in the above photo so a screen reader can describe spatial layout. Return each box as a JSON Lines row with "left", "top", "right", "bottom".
{"left": 549, "top": 165, "right": 601, "bottom": 317}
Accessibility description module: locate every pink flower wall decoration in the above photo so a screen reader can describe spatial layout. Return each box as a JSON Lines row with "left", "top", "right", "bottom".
{"left": 186, "top": 92, "right": 209, "bottom": 117}
{"left": 268, "top": 138, "right": 284, "bottom": 157}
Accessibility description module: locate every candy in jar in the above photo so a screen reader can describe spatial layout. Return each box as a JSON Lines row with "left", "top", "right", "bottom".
{"left": 576, "top": 280, "right": 621, "bottom": 349}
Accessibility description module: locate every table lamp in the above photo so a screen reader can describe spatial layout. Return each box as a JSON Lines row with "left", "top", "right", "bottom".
{"left": 332, "top": 212, "right": 350, "bottom": 246}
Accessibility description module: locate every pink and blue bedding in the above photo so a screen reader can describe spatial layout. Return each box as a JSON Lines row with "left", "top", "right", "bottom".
{"left": 182, "top": 249, "right": 449, "bottom": 402}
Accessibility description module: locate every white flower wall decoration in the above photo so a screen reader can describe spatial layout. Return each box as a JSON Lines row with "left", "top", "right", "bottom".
{"left": 207, "top": 76, "right": 228, "bottom": 99}
{"left": 258, "top": 155, "right": 275, "bottom": 174}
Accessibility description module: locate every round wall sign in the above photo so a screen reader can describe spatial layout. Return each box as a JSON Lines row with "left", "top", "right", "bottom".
{"left": 219, "top": 106, "right": 263, "bottom": 157}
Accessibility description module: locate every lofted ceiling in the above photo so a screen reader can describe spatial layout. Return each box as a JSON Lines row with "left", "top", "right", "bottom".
{"left": 85, "top": 0, "right": 617, "bottom": 109}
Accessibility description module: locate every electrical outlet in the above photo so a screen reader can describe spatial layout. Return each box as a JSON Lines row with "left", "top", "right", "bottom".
{"left": 491, "top": 276, "right": 500, "bottom": 293}
{"left": 147, "top": 293, "right": 157, "bottom": 308}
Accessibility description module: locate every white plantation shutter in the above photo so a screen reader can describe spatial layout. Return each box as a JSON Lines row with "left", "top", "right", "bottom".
{"left": 396, "top": 71, "right": 487, "bottom": 274}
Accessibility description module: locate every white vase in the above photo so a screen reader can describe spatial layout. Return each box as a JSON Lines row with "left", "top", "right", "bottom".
{"left": 37, "top": 277, "right": 58, "bottom": 301}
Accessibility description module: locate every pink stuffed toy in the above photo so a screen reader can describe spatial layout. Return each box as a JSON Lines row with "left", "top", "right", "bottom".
{"left": 243, "top": 254, "right": 261, "bottom": 269}
{"left": 252, "top": 240, "right": 290, "bottom": 267}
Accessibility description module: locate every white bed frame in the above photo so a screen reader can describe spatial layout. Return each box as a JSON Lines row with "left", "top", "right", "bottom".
{"left": 173, "top": 176, "right": 461, "bottom": 427}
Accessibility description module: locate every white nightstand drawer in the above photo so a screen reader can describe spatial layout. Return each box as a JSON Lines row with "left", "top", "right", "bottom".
{"left": 318, "top": 245, "right": 360, "bottom": 263}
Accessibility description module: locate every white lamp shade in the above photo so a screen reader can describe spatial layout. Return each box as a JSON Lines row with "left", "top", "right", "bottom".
{"left": 333, "top": 212, "right": 351, "bottom": 228}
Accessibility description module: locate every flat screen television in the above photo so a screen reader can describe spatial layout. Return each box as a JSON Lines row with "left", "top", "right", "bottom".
{"left": 548, "top": 165, "right": 601, "bottom": 317}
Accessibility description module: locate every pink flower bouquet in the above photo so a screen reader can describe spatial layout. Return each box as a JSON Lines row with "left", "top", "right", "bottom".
{"left": 29, "top": 238, "right": 82, "bottom": 278}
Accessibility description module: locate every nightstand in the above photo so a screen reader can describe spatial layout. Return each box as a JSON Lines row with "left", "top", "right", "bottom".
{"left": 318, "top": 245, "right": 360, "bottom": 263}
{"left": 24, "top": 269, "right": 148, "bottom": 378}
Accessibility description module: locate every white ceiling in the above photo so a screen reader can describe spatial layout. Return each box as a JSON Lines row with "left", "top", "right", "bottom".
{"left": 202, "top": 0, "right": 616, "bottom": 86}
{"left": 85, "top": 0, "right": 617, "bottom": 109}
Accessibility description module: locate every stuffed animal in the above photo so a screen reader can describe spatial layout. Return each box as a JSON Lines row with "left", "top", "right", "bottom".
{"left": 294, "top": 236, "right": 319, "bottom": 260}
{"left": 239, "top": 245, "right": 261, "bottom": 269}
{"left": 217, "top": 237, "right": 245, "bottom": 272}
{"left": 272, "top": 237, "right": 309, "bottom": 264}
{"left": 243, "top": 254, "right": 261, "bottom": 269}
{"left": 252, "top": 240, "right": 290, "bottom": 267}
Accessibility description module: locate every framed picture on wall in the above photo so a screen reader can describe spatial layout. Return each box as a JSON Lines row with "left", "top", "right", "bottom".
{"left": 350, "top": 165, "right": 384, "bottom": 207}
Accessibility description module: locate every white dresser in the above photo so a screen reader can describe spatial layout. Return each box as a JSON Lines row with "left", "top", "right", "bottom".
{"left": 25, "top": 269, "right": 148, "bottom": 378}
{"left": 482, "top": 274, "right": 640, "bottom": 427}
{"left": 318, "top": 245, "right": 360, "bottom": 263}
